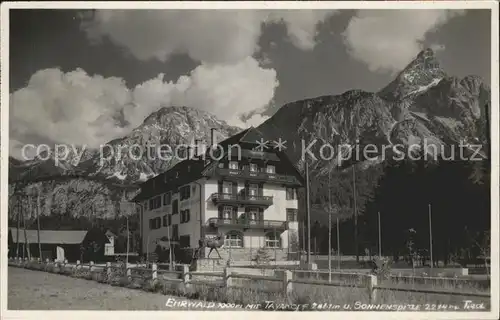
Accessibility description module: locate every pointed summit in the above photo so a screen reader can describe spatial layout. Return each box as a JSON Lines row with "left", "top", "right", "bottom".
{"left": 379, "top": 48, "right": 447, "bottom": 101}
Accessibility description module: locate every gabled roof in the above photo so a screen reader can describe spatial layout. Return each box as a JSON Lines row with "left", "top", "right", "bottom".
{"left": 132, "top": 127, "right": 305, "bottom": 202}
{"left": 9, "top": 228, "right": 88, "bottom": 245}
{"left": 215, "top": 127, "right": 267, "bottom": 147}
{"left": 132, "top": 159, "right": 206, "bottom": 202}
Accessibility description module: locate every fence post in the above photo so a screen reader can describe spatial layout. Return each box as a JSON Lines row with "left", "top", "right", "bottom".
{"left": 106, "top": 262, "right": 112, "bottom": 279}
{"left": 282, "top": 270, "right": 293, "bottom": 302}
{"left": 182, "top": 264, "right": 191, "bottom": 290}
{"left": 89, "top": 261, "right": 94, "bottom": 273}
{"left": 76, "top": 260, "right": 81, "bottom": 270}
{"left": 366, "top": 274, "right": 378, "bottom": 303}
{"left": 126, "top": 263, "right": 131, "bottom": 280}
{"left": 152, "top": 263, "right": 158, "bottom": 281}
{"left": 224, "top": 267, "right": 233, "bottom": 289}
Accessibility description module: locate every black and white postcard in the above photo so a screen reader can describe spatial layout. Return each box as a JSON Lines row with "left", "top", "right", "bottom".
{"left": 1, "top": 1, "right": 498, "bottom": 319}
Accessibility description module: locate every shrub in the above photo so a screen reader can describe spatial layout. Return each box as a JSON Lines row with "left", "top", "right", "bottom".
{"left": 118, "top": 276, "right": 130, "bottom": 287}
{"left": 371, "top": 256, "right": 392, "bottom": 280}
{"left": 161, "top": 282, "right": 179, "bottom": 296}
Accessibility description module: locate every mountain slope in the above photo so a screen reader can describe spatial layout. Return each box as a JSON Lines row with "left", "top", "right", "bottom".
{"left": 9, "top": 49, "right": 490, "bottom": 224}
{"left": 8, "top": 107, "right": 239, "bottom": 221}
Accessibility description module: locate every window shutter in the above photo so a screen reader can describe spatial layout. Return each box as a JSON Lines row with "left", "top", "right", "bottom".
{"left": 218, "top": 206, "right": 223, "bottom": 219}
{"left": 259, "top": 208, "right": 264, "bottom": 221}
{"left": 218, "top": 180, "right": 223, "bottom": 193}
{"left": 232, "top": 206, "right": 238, "bottom": 221}
{"left": 244, "top": 181, "right": 249, "bottom": 196}
{"left": 232, "top": 182, "right": 237, "bottom": 195}
{"left": 258, "top": 182, "right": 264, "bottom": 196}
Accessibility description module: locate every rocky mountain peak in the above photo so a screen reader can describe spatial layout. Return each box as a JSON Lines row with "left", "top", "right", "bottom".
{"left": 379, "top": 48, "right": 447, "bottom": 101}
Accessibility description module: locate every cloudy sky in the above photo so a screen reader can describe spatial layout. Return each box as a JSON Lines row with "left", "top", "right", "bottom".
{"left": 9, "top": 9, "right": 491, "bottom": 159}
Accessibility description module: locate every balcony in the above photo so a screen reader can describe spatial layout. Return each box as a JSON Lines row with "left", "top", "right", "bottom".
{"left": 215, "top": 168, "right": 300, "bottom": 185}
{"left": 211, "top": 193, "right": 273, "bottom": 207}
{"left": 207, "top": 217, "right": 287, "bottom": 231}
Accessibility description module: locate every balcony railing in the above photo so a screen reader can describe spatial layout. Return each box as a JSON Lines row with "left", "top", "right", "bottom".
{"left": 207, "top": 217, "right": 287, "bottom": 231}
{"left": 215, "top": 168, "right": 300, "bottom": 185}
{"left": 210, "top": 193, "right": 273, "bottom": 207}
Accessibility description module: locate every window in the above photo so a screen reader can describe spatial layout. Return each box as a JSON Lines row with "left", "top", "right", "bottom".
{"left": 180, "top": 185, "right": 191, "bottom": 200}
{"left": 180, "top": 209, "right": 191, "bottom": 224}
{"left": 286, "top": 188, "right": 297, "bottom": 200}
{"left": 249, "top": 163, "right": 258, "bottom": 172}
{"left": 222, "top": 181, "right": 233, "bottom": 198}
{"left": 266, "top": 165, "right": 275, "bottom": 174}
{"left": 149, "top": 196, "right": 162, "bottom": 210}
{"left": 247, "top": 207, "right": 259, "bottom": 221}
{"left": 172, "top": 200, "right": 179, "bottom": 215}
{"left": 265, "top": 231, "right": 281, "bottom": 248}
{"left": 179, "top": 235, "right": 190, "bottom": 248}
{"left": 172, "top": 225, "right": 179, "bottom": 240}
{"left": 286, "top": 209, "right": 298, "bottom": 222}
{"left": 248, "top": 183, "right": 258, "bottom": 199}
{"left": 163, "top": 214, "right": 172, "bottom": 227}
{"left": 222, "top": 206, "right": 233, "bottom": 220}
{"left": 224, "top": 231, "right": 243, "bottom": 248}
{"left": 143, "top": 201, "right": 148, "bottom": 211}
{"left": 229, "top": 161, "right": 239, "bottom": 170}
{"left": 163, "top": 192, "right": 172, "bottom": 206}
{"left": 149, "top": 217, "right": 161, "bottom": 230}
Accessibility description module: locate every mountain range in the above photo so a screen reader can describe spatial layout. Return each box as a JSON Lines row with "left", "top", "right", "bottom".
{"left": 8, "top": 48, "right": 491, "bottom": 222}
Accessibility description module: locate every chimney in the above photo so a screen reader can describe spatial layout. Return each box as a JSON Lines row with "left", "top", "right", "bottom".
{"left": 210, "top": 128, "right": 218, "bottom": 148}
{"left": 194, "top": 139, "right": 204, "bottom": 157}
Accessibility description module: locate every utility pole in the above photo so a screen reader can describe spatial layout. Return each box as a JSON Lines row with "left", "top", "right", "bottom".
{"left": 301, "top": 220, "right": 305, "bottom": 260}
{"left": 378, "top": 211, "right": 382, "bottom": 257}
{"left": 352, "top": 164, "right": 359, "bottom": 263}
{"left": 305, "top": 160, "right": 311, "bottom": 264}
{"left": 429, "top": 204, "right": 433, "bottom": 269}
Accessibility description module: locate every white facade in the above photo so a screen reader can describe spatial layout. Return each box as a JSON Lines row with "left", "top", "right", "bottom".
{"left": 140, "top": 177, "right": 299, "bottom": 254}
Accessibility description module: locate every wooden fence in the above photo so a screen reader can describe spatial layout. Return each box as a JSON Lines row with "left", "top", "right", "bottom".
{"left": 8, "top": 257, "right": 490, "bottom": 303}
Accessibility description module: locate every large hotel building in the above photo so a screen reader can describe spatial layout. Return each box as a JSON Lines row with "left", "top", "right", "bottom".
{"left": 132, "top": 127, "right": 304, "bottom": 261}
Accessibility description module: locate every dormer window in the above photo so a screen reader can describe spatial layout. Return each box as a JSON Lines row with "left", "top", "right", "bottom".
{"left": 249, "top": 163, "right": 257, "bottom": 172}
{"left": 229, "top": 161, "right": 238, "bottom": 170}
{"left": 266, "top": 165, "right": 275, "bottom": 174}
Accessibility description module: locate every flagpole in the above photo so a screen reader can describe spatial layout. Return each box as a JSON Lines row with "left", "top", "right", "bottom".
{"left": 352, "top": 164, "right": 359, "bottom": 263}
{"left": 305, "top": 160, "right": 311, "bottom": 264}
{"left": 36, "top": 190, "right": 42, "bottom": 259}
{"left": 378, "top": 211, "right": 382, "bottom": 257}
{"left": 336, "top": 216, "right": 340, "bottom": 269}
{"left": 16, "top": 194, "right": 21, "bottom": 258}
{"left": 328, "top": 171, "right": 332, "bottom": 282}
{"left": 429, "top": 204, "right": 433, "bottom": 269}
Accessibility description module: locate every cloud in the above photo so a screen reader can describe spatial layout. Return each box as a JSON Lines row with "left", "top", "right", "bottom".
{"left": 267, "top": 10, "right": 337, "bottom": 50}
{"left": 80, "top": 9, "right": 337, "bottom": 64}
{"left": 10, "top": 57, "right": 278, "bottom": 158}
{"left": 343, "top": 10, "right": 465, "bottom": 73}
{"left": 229, "top": 114, "right": 271, "bottom": 129}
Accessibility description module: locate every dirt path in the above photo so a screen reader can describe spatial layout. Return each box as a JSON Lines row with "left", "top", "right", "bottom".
{"left": 7, "top": 267, "right": 241, "bottom": 310}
